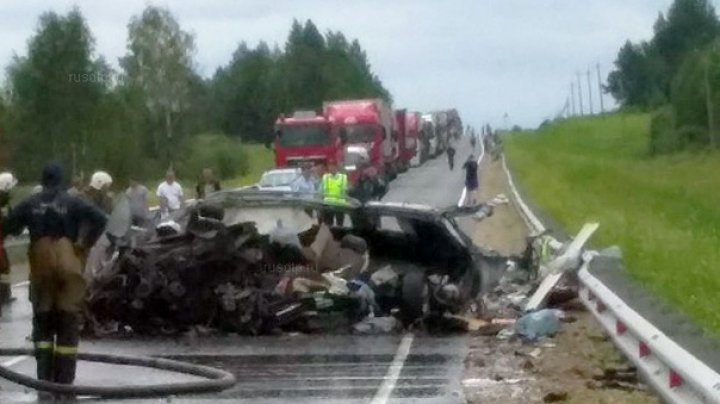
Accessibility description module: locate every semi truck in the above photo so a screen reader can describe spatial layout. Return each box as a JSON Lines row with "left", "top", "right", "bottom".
{"left": 393, "top": 109, "right": 419, "bottom": 172}
{"left": 273, "top": 110, "right": 338, "bottom": 169}
{"left": 323, "top": 99, "right": 397, "bottom": 182}
{"left": 405, "top": 112, "right": 424, "bottom": 166}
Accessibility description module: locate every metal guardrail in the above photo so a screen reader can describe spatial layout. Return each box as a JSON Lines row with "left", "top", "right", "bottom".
{"left": 501, "top": 154, "right": 720, "bottom": 403}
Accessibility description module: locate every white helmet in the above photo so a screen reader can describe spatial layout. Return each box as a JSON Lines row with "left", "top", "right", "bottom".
{"left": 89, "top": 171, "right": 113, "bottom": 190}
{"left": 0, "top": 172, "right": 18, "bottom": 192}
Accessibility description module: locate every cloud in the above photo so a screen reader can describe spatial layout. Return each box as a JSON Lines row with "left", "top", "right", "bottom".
{"left": 0, "top": 0, "right": 679, "bottom": 128}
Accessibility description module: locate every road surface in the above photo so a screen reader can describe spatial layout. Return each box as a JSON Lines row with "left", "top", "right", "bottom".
{"left": 0, "top": 144, "right": 480, "bottom": 403}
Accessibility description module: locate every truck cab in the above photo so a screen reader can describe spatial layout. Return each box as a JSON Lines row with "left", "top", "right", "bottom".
{"left": 274, "top": 111, "right": 337, "bottom": 169}
{"left": 323, "top": 99, "right": 396, "bottom": 182}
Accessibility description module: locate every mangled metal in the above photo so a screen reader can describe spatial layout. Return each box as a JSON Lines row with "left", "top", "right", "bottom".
{"left": 84, "top": 191, "right": 495, "bottom": 336}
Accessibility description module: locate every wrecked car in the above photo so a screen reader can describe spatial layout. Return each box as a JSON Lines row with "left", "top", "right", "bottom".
{"left": 84, "top": 190, "right": 500, "bottom": 336}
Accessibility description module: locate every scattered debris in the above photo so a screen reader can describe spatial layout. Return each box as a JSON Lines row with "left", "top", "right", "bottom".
{"left": 515, "top": 309, "right": 564, "bottom": 342}
{"left": 85, "top": 193, "right": 501, "bottom": 336}
{"left": 543, "top": 391, "right": 569, "bottom": 402}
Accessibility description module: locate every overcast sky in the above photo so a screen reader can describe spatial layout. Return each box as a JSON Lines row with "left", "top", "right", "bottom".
{"left": 0, "top": 0, "right": 686, "bottom": 128}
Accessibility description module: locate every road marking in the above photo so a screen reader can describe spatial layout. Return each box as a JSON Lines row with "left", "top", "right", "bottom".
{"left": 1, "top": 356, "right": 28, "bottom": 368}
{"left": 11, "top": 281, "right": 29, "bottom": 289}
{"left": 370, "top": 333, "right": 414, "bottom": 404}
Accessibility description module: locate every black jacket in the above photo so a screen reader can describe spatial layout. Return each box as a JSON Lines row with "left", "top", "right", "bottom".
{"left": 3, "top": 188, "right": 107, "bottom": 244}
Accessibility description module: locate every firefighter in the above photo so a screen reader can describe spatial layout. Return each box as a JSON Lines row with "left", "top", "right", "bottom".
{"left": 86, "top": 170, "right": 114, "bottom": 214}
{"left": 320, "top": 160, "right": 348, "bottom": 226}
{"left": 3, "top": 163, "right": 107, "bottom": 386}
{"left": 0, "top": 172, "right": 18, "bottom": 307}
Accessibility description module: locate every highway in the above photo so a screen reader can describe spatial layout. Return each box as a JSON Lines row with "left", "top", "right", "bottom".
{"left": 0, "top": 144, "right": 481, "bottom": 403}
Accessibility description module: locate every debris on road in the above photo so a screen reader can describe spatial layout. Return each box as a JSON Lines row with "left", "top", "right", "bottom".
{"left": 84, "top": 191, "right": 498, "bottom": 337}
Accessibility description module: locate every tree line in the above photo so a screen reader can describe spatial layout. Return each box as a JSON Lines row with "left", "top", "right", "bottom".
{"left": 606, "top": 0, "right": 720, "bottom": 154}
{"left": 0, "top": 6, "right": 391, "bottom": 183}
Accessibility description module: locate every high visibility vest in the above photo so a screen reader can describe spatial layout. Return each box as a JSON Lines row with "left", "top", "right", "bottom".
{"left": 322, "top": 173, "right": 348, "bottom": 204}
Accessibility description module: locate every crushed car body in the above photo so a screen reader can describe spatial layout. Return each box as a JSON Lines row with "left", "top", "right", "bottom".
{"left": 84, "top": 190, "right": 505, "bottom": 337}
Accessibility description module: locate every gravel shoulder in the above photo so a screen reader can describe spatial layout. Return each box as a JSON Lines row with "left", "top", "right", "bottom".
{"left": 462, "top": 156, "right": 659, "bottom": 404}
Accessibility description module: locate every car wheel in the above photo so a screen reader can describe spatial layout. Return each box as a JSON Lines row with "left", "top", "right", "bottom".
{"left": 401, "top": 271, "right": 429, "bottom": 326}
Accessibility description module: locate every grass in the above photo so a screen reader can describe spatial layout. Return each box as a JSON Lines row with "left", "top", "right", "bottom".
{"left": 505, "top": 112, "right": 720, "bottom": 333}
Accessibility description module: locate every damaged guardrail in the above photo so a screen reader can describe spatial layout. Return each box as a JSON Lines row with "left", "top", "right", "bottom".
{"left": 501, "top": 154, "right": 720, "bottom": 404}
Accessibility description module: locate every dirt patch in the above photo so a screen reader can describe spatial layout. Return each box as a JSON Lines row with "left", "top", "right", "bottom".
{"left": 463, "top": 155, "right": 659, "bottom": 403}
{"left": 474, "top": 157, "right": 527, "bottom": 256}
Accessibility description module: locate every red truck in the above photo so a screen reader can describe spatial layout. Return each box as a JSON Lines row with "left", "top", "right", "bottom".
{"left": 273, "top": 110, "right": 339, "bottom": 169}
{"left": 405, "top": 112, "right": 423, "bottom": 166}
{"left": 323, "top": 99, "right": 397, "bottom": 182}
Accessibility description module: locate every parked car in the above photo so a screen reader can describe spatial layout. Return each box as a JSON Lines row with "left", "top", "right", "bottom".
{"left": 254, "top": 168, "right": 301, "bottom": 191}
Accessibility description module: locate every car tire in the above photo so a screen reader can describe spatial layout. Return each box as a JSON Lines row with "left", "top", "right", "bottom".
{"left": 401, "top": 271, "right": 429, "bottom": 326}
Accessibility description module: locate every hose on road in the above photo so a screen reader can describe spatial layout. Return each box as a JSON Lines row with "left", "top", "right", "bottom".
{"left": 0, "top": 348, "right": 236, "bottom": 399}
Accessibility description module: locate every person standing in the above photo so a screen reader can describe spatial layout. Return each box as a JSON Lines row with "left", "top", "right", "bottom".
{"left": 67, "top": 176, "right": 84, "bottom": 197}
{"left": 3, "top": 163, "right": 107, "bottom": 386}
{"left": 446, "top": 143, "right": 456, "bottom": 170}
{"left": 156, "top": 170, "right": 184, "bottom": 219}
{"left": 0, "top": 172, "right": 18, "bottom": 307}
{"left": 320, "top": 161, "right": 348, "bottom": 226}
{"left": 126, "top": 180, "right": 150, "bottom": 227}
{"left": 195, "top": 168, "right": 221, "bottom": 200}
{"left": 86, "top": 171, "right": 114, "bottom": 214}
{"left": 292, "top": 164, "right": 317, "bottom": 196}
{"left": 463, "top": 154, "right": 479, "bottom": 206}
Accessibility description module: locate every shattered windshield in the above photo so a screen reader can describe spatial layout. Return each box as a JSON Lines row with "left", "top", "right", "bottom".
{"left": 279, "top": 125, "right": 330, "bottom": 147}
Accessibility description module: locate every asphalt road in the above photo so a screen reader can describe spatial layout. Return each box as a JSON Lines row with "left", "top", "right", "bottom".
{"left": 0, "top": 144, "right": 479, "bottom": 404}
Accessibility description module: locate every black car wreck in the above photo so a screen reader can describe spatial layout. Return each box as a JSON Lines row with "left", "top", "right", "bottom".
{"left": 83, "top": 190, "right": 506, "bottom": 337}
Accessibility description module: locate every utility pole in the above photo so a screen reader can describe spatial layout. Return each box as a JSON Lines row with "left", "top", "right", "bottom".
{"left": 577, "top": 72, "right": 584, "bottom": 115}
{"left": 570, "top": 83, "right": 576, "bottom": 116}
{"left": 586, "top": 69, "right": 594, "bottom": 115}
{"left": 705, "top": 56, "right": 716, "bottom": 149}
{"left": 596, "top": 64, "right": 605, "bottom": 114}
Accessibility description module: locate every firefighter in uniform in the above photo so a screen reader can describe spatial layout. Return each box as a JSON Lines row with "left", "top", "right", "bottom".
{"left": 3, "top": 163, "right": 107, "bottom": 386}
{"left": 0, "top": 172, "right": 18, "bottom": 308}
{"left": 85, "top": 170, "right": 114, "bottom": 214}
{"left": 320, "top": 160, "right": 348, "bottom": 226}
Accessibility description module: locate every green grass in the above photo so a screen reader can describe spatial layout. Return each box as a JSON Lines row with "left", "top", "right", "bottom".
{"left": 505, "top": 113, "right": 720, "bottom": 332}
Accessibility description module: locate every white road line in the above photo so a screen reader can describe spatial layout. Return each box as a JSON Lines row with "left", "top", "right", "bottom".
{"left": 370, "top": 333, "right": 414, "bottom": 404}
{"left": 1, "top": 355, "right": 28, "bottom": 368}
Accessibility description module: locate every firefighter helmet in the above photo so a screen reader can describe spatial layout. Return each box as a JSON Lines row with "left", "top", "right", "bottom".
{"left": 89, "top": 171, "right": 113, "bottom": 190}
{"left": 0, "top": 172, "right": 18, "bottom": 192}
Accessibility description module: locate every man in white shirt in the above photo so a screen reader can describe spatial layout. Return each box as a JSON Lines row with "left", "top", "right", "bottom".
{"left": 156, "top": 170, "right": 184, "bottom": 218}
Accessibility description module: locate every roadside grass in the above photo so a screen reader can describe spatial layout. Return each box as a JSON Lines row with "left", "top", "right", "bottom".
{"left": 505, "top": 113, "right": 720, "bottom": 333}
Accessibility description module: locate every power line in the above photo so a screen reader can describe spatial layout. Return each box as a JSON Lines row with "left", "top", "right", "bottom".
{"left": 596, "top": 64, "right": 605, "bottom": 114}
{"left": 576, "top": 72, "right": 584, "bottom": 115}
{"left": 586, "top": 69, "right": 594, "bottom": 115}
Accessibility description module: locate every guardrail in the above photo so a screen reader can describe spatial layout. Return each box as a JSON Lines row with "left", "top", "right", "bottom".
{"left": 501, "top": 154, "right": 720, "bottom": 404}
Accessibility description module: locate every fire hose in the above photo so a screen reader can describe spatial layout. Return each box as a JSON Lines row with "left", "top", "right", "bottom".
{"left": 0, "top": 348, "right": 236, "bottom": 399}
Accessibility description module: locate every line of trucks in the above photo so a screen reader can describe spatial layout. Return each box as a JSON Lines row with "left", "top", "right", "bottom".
{"left": 273, "top": 99, "right": 463, "bottom": 196}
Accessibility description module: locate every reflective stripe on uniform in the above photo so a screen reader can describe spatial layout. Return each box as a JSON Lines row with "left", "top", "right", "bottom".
{"left": 34, "top": 341, "right": 53, "bottom": 350}
{"left": 54, "top": 345, "right": 78, "bottom": 355}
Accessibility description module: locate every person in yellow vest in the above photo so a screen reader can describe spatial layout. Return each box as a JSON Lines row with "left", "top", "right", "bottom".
{"left": 320, "top": 160, "right": 348, "bottom": 226}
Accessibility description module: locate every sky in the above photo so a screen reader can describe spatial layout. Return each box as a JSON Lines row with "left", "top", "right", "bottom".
{"left": 0, "top": 0, "right": 685, "bottom": 129}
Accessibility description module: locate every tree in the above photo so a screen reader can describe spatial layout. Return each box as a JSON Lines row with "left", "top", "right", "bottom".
{"left": 5, "top": 8, "right": 106, "bottom": 178}
{"left": 608, "top": 0, "right": 720, "bottom": 108}
{"left": 606, "top": 41, "right": 666, "bottom": 107}
{"left": 120, "top": 6, "right": 196, "bottom": 164}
